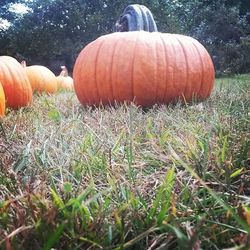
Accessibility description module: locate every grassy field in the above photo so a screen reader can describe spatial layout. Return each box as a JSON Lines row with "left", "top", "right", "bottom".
{"left": 0, "top": 75, "right": 250, "bottom": 249}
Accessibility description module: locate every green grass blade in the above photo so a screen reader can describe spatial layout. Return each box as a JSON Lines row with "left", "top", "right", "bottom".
{"left": 42, "top": 224, "right": 65, "bottom": 250}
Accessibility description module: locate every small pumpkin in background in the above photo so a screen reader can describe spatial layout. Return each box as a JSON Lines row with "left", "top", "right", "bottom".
{"left": 0, "top": 81, "right": 5, "bottom": 117}
{"left": 73, "top": 31, "right": 215, "bottom": 107}
{"left": 0, "top": 56, "right": 32, "bottom": 109}
{"left": 56, "top": 66, "right": 74, "bottom": 91}
{"left": 22, "top": 61, "right": 58, "bottom": 94}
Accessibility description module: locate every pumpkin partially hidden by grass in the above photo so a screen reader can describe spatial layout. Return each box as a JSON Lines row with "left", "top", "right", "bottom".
{"left": 0, "top": 56, "right": 32, "bottom": 109}
{"left": 22, "top": 61, "right": 58, "bottom": 94}
{"left": 73, "top": 31, "right": 215, "bottom": 107}
{"left": 57, "top": 66, "right": 74, "bottom": 91}
{"left": 0, "top": 81, "right": 5, "bottom": 117}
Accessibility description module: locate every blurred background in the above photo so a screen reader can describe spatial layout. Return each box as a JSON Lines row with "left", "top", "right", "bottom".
{"left": 0, "top": 0, "right": 249, "bottom": 76}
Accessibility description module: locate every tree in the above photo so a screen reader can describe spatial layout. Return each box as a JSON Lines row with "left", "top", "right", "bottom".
{"left": 1, "top": 0, "right": 249, "bottom": 74}
{"left": 0, "top": 0, "right": 27, "bottom": 24}
{"left": 190, "top": 0, "right": 250, "bottom": 74}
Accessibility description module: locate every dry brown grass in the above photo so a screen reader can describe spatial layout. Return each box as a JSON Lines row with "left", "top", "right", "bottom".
{"left": 0, "top": 75, "right": 250, "bottom": 249}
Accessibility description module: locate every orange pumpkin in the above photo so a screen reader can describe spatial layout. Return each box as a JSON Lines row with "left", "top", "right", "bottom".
{"left": 0, "top": 56, "right": 32, "bottom": 109}
{"left": 57, "top": 66, "right": 74, "bottom": 91}
{"left": 22, "top": 61, "right": 58, "bottom": 94}
{"left": 73, "top": 31, "right": 215, "bottom": 107}
{"left": 0, "top": 81, "right": 5, "bottom": 117}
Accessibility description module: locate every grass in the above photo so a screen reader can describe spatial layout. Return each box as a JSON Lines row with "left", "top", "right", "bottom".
{"left": 0, "top": 74, "right": 250, "bottom": 249}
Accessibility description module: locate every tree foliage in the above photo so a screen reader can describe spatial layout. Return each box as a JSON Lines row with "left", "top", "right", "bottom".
{"left": 0, "top": 0, "right": 249, "bottom": 75}
{"left": 190, "top": 1, "right": 250, "bottom": 74}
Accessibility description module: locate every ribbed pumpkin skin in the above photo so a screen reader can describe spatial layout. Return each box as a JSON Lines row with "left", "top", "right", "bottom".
{"left": 24, "top": 65, "right": 58, "bottom": 94}
{"left": 0, "top": 82, "right": 5, "bottom": 117}
{"left": 0, "top": 56, "right": 32, "bottom": 109}
{"left": 73, "top": 31, "right": 215, "bottom": 107}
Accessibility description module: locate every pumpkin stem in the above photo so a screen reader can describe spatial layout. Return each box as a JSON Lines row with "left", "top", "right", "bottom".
{"left": 21, "top": 60, "right": 27, "bottom": 67}
{"left": 59, "top": 66, "right": 69, "bottom": 77}
{"left": 115, "top": 4, "right": 158, "bottom": 32}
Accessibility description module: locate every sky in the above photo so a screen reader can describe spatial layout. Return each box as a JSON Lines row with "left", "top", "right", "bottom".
{"left": 0, "top": 3, "right": 30, "bottom": 30}
{"left": 0, "top": 18, "right": 11, "bottom": 30}
{"left": 9, "top": 3, "right": 30, "bottom": 14}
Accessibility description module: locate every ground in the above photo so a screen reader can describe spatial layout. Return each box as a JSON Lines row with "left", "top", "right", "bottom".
{"left": 0, "top": 75, "right": 250, "bottom": 249}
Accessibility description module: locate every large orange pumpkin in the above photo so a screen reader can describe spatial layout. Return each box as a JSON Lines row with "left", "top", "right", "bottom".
{"left": 0, "top": 56, "right": 32, "bottom": 109}
{"left": 73, "top": 31, "right": 215, "bottom": 107}
{"left": 57, "top": 66, "right": 74, "bottom": 91}
{"left": 22, "top": 61, "right": 58, "bottom": 94}
{"left": 0, "top": 81, "right": 5, "bottom": 117}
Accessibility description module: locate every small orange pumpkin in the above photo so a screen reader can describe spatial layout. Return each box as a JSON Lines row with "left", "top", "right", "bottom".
{"left": 57, "top": 66, "right": 74, "bottom": 91}
{"left": 22, "top": 61, "right": 58, "bottom": 94}
{"left": 0, "top": 81, "right": 5, "bottom": 117}
{"left": 0, "top": 56, "right": 32, "bottom": 109}
{"left": 73, "top": 31, "right": 215, "bottom": 107}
